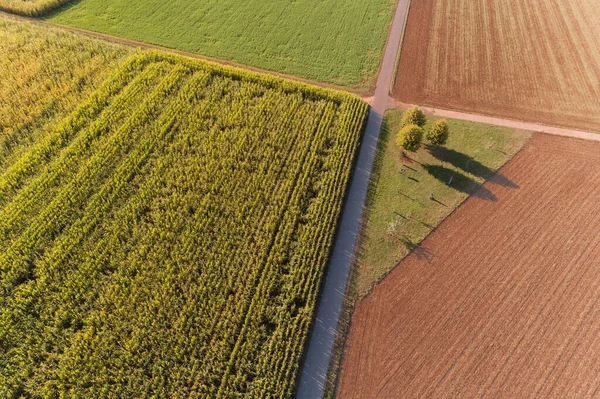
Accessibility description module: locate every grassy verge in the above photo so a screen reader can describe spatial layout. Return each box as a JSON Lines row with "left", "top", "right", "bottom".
{"left": 355, "top": 109, "right": 530, "bottom": 296}
{"left": 323, "top": 108, "right": 530, "bottom": 398}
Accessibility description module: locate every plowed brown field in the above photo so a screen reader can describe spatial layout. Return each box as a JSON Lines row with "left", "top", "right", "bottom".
{"left": 393, "top": 0, "right": 600, "bottom": 132}
{"left": 337, "top": 134, "right": 600, "bottom": 398}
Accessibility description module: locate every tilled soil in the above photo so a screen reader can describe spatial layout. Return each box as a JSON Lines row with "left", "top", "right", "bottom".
{"left": 337, "top": 134, "right": 600, "bottom": 398}
{"left": 393, "top": 0, "right": 600, "bottom": 132}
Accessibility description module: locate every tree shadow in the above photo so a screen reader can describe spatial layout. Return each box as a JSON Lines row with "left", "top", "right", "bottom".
{"left": 397, "top": 191, "right": 424, "bottom": 205}
{"left": 427, "top": 145, "right": 518, "bottom": 188}
{"left": 401, "top": 152, "right": 423, "bottom": 165}
{"left": 388, "top": 233, "right": 434, "bottom": 264}
{"left": 399, "top": 236, "right": 434, "bottom": 264}
{"left": 394, "top": 211, "right": 434, "bottom": 229}
{"left": 422, "top": 164, "right": 497, "bottom": 201}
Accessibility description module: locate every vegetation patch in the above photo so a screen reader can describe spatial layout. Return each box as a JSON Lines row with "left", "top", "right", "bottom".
{"left": 47, "top": 0, "right": 396, "bottom": 92}
{"left": 0, "top": 0, "right": 72, "bottom": 16}
{"left": 354, "top": 109, "right": 529, "bottom": 296}
{"left": 0, "top": 18, "right": 369, "bottom": 398}
{"left": 0, "top": 14, "right": 130, "bottom": 174}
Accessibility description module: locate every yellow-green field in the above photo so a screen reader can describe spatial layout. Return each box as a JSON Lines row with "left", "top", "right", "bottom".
{"left": 0, "top": 0, "right": 71, "bottom": 16}
{"left": 0, "top": 14, "right": 130, "bottom": 172}
{"left": 0, "top": 16, "right": 368, "bottom": 398}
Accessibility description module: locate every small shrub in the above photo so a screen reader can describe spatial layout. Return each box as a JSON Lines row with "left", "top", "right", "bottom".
{"left": 427, "top": 119, "right": 449, "bottom": 146}
{"left": 400, "top": 106, "right": 426, "bottom": 127}
{"left": 396, "top": 124, "right": 424, "bottom": 153}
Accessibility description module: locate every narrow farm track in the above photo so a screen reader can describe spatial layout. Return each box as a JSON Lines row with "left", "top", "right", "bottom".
{"left": 3, "top": 10, "right": 598, "bottom": 140}
{"left": 390, "top": 100, "right": 600, "bottom": 142}
{"left": 337, "top": 134, "right": 600, "bottom": 398}
{"left": 3, "top": 2, "right": 600, "bottom": 397}
{"left": 295, "top": 0, "right": 411, "bottom": 398}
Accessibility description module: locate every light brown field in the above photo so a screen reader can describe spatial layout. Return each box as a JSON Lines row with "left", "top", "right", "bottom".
{"left": 393, "top": 0, "right": 600, "bottom": 132}
{"left": 337, "top": 134, "right": 600, "bottom": 398}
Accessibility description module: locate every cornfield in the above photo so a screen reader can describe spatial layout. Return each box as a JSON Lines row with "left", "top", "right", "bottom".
{"left": 0, "top": 25, "right": 368, "bottom": 397}
{"left": 0, "top": 0, "right": 72, "bottom": 16}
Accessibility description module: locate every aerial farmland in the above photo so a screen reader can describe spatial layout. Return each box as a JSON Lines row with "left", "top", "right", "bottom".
{"left": 47, "top": 0, "right": 397, "bottom": 91}
{"left": 394, "top": 0, "right": 600, "bottom": 131}
{"left": 0, "top": 0, "right": 599, "bottom": 398}
{"left": 337, "top": 134, "right": 600, "bottom": 398}
{"left": 0, "top": 15, "right": 367, "bottom": 397}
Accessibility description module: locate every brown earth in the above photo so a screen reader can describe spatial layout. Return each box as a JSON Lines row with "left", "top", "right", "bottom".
{"left": 393, "top": 0, "right": 600, "bottom": 132}
{"left": 337, "top": 133, "right": 600, "bottom": 398}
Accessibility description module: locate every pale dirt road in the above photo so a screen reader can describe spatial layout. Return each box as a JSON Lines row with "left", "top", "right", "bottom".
{"left": 294, "top": 0, "right": 412, "bottom": 398}
{"left": 389, "top": 99, "right": 600, "bottom": 142}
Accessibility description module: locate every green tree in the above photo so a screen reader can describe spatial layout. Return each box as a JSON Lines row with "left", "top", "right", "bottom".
{"left": 396, "top": 124, "right": 424, "bottom": 153}
{"left": 401, "top": 106, "right": 426, "bottom": 127}
{"left": 427, "top": 119, "right": 450, "bottom": 145}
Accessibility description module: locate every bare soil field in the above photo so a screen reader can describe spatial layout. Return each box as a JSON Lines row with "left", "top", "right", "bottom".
{"left": 337, "top": 133, "right": 600, "bottom": 398}
{"left": 393, "top": 0, "right": 600, "bottom": 132}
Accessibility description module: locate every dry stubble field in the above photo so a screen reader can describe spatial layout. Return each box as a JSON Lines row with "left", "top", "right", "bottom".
{"left": 337, "top": 134, "right": 600, "bottom": 398}
{"left": 394, "top": 0, "right": 600, "bottom": 132}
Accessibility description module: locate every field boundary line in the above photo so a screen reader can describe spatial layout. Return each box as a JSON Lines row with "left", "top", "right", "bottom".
{"left": 391, "top": 100, "right": 600, "bottom": 142}
{"left": 0, "top": 11, "right": 367, "bottom": 96}
{"left": 390, "top": 0, "right": 412, "bottom": 92}
{"left": 358, "top": 134, "right": 532, "bottom": 301}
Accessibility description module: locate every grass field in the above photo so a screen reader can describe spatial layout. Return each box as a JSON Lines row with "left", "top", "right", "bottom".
{"left": 0, "top": 0, "right": 70, "bottom": 16}
{"left": 338, "top": 134, "right": 600, "bottom": 398}
{"left": 0, "top": 18, "right": 369, "bottom": 398}
{"left": 394, "top": 0, "right": 600, "bottom": 132}
{"left": 46, "top": 0, "right": 396, "bottom": 92}
{"left": 354, "top": 109, "right": 529, "bottom": 296}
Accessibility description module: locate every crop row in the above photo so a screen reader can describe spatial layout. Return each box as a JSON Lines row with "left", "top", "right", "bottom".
{"left": 0, "top": 0, "right": 73, "bottom": 16}
{"left": 0, "top": 15, "right": 130, "bottom": 171}
{"left": 0, "top": 52, "right": 368, "bottom": 398}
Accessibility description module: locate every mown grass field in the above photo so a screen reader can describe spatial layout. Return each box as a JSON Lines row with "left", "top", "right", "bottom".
{"left": 47, "top": 0, "right": 396, "bottom": 92}
{"left": 354, "top": 109, "right": 529, "bottom": 296}
{"left": 0, "top": 17, "right": 369, "bottom": 398}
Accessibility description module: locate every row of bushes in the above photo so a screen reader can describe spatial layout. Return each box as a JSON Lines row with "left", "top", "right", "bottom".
{"left": 396, "top": 106, "right": 450, "bottom": 152}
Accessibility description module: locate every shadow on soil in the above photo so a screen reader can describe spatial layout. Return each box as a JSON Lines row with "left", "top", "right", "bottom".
{"left": 400, "top": 236, "right": 434, "bottom": 263}
{"left": 422, "top": 164, "right": 498, "bottom": 201}
{"left": 427, "top": 145, "right": 518, "bottom": 189}
{"left": 390, "top": 234, "right": 434, "bottom": 264}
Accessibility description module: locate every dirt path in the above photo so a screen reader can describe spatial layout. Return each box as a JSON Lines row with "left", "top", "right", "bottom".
{"left": 337, "top": 134, "right": 600, "bottom": 398}
{"left": 390, "top": 100, "right": 600, "bottom": 142}
{"left": 294, "top": 1, "right": 411, "bottom": 398}
{"left": 5, "top": 4, "right": 599, "bottom": 399}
